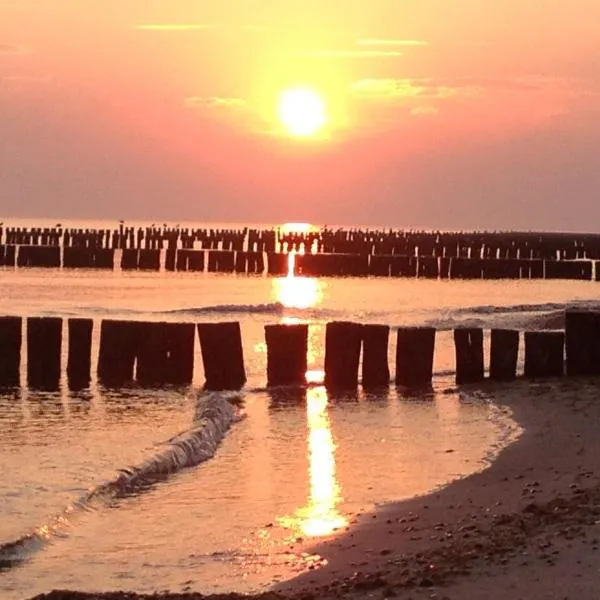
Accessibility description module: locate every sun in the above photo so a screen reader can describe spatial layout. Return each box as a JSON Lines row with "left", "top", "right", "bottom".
{"left": 278, "top": 87, "right": 327, "bottom": 138}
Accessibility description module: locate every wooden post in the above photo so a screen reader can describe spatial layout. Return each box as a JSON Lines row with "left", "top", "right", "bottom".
{"left": 565, "top": 310, "right": 600, "bottom": 376}
{"left": 197, "top": 322, "right": 246, "bottom": 390}
{"left": 395, "top": 327, "right": 436, "bottom": 387}
{"left": 67, "top": 318, "right": 93, "bottom": 390}
{"left": 265, "top": 324, "right": 308, "bottom": 386}
{"left": 490, "top": 329, "right": 519, "bottom": 381}
{"left": 362, "top": 324, "right": 390, "bottom": 389}
{"left": 0, "top": 316, "right": 22, "bottom": 387}
{"left": 324, "top": 321, "right": 362, "bottom": 390}
{"left": 454, "top": 328, "right": 484, "bottom": 384}
{"left": 97, "top": 320, "right": 139, "bottom": 386}
{"left": 27, "top": 317, "right": 62, "bottom": 390}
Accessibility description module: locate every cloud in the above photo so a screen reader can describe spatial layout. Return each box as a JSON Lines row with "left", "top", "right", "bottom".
{"left": 350, "top": 78, "right": 485, "bottom": 100}
{"left": 2, "top": 74, "right": 50, "bottom": 83}
{"left": 185, "top": 96, "right": 247, "bottom": 109}
{"left": 0, "top": 43, "right": 32, "bottom": 56}
{"left": 296, "top": 49, "right": 403, "bottom": 59}
{"left": 356, "top": 39, "right": 428, "bottom": 47}
{"left": 410, "top": 106, "right": 439, "bottom": 116}
{"left": 134, "top": 24, "right": 219, "bottom": 32}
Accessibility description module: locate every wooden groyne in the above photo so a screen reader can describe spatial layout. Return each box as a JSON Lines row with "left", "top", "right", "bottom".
{"left": 2, "top": 225, "right": 600, "bottom": 280}
{"left": 0, "top": 310, "right": 596, "bottom": 392}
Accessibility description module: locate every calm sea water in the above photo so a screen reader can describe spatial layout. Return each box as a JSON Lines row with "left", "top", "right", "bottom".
{"left": 1, "top": 219, "right": 599, "bottom": 600}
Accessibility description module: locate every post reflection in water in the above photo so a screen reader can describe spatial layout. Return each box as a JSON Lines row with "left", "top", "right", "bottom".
{"left": 279, "top": 386, "right": 347, "bottom": 538}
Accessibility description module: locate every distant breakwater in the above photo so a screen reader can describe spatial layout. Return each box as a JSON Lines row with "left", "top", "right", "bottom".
{"left": 2, "top": 224, "right": 600, "bottom": 280}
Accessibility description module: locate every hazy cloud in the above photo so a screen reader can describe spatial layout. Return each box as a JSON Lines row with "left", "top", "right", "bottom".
{"left": 133, "top": 24, "right": 219, "bottom": 32}
{"left": 2, "top": 74, "right": 51, "bottom": 83}
{"left": 356, "top": 39, "right": 428, "bottom": 47}
{"left": 351, "top": 78, "right": 485, "bottom": 100}
{"left": 185, "top": 96, "right": 247, "bottom": 109}
{"left": 296, "top": 49, "right": 403, "bottom": 59}
{"left": 410, "top": 106, "right": 439, "bottom": 116}
{"left": 0, "top": 43, "right": 32, "bottom": 56}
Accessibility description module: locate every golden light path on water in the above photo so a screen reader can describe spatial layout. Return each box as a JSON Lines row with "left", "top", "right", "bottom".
{"left": 271, "top": 247, "right": 346, "bottom": 537}
{"left": 277, "top": 386, "right": 347, "bottom": 537}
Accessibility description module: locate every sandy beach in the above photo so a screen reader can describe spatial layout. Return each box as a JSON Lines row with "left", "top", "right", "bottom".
{"left": 27, "top": 375, "right": 600, "bottom": 600}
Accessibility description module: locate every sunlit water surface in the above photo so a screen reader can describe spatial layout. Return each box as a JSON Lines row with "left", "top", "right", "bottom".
{"left": 2, "top": 225, "right": 600, "bottom": 598}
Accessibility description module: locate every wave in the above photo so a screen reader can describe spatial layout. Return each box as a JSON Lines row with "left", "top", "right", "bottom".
{"left": 451, "top": 301, "right": 600, "bottom": 316}
{"left": 0, "top": 393, "right": 244, "bottom": 570}
{"left": 165, "top": 302, "right": 286, "bottom": 316}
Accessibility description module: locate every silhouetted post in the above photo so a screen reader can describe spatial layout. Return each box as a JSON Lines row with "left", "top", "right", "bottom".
{"left": 324, "top": 321, "right": 362, "bottom": 390}
{"left": 565, "top": 310, "right": 600, "bottom": 376}
{"left": 395, "top": 327, "right": 436, "bottom": 387}
{"left": 454, "top": 328, "right": 484, "bottom": 384}
{"left": 120, "top": 249, "right": 139, "bottom": 270}
{"left": 0, "top": 316, "right": 22, "bottom": 387}
{"left": 97, "top": 320, "right": 139, "bottom": 386}
{"left": 265, "top": 324, "right": 308, "bottom": 386}
{"left": 165, "top": 249, "right": 176, "bottom": 271}
{"left": 166, "top": 323, "right": 195, "bottom": 384}
{"left": 67, "top": 318, "right": 93, "bottom": 390}
{"left": 27, "top": 317, "right": 62, "bottom": 390}
{"left": 362, "top": 324, "right": 390, "bottom": 389}
{"left": 490, "top": 329, "right": 520, "bottom": 381}
{"left": 524, "top": 331, "right": 564, "bottom": 378}
{"left": 197, "top": 322, "right": 246, "bottom": 390}
{"left": 136, "top": 322, "right": 170, "bottom": 386}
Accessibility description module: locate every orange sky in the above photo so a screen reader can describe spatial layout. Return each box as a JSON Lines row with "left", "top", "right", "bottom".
{"left": 1, "top": 1, "right": 600, "bottom": 229}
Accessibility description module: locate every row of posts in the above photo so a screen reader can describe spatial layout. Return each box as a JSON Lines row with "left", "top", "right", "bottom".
{"left": 0, "top": 311, "right": 598, "bottom": 392}
{"left": 4, "top": 226, "right": 600, "bottom": 260}
{"left": 2, "top": 246, "right": 599, "bottom": 281}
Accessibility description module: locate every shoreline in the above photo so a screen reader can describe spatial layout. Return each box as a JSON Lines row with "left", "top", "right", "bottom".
{"left": 29, "top": 376, "right": 600, "bottom": 600}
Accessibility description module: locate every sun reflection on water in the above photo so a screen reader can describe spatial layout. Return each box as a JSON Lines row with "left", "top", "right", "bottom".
{"left": 272, "top": 253, "right": 323, "bottom": 310}
{"left": 278, "top": 386, "right": 347, "bottom": 537}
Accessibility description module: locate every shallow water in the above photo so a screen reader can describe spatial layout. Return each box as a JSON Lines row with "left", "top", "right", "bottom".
{"left": 2, "top": 223, "right": 600, "bottom": 598}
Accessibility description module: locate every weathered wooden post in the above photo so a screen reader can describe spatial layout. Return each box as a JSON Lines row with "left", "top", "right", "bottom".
{"left": 136, "top": 322, "right": 169, "bottom": 386}
{"left": 0, "top": 316, "right": 22, "bottom": 387}
{"left": 265, "top": 324, "right": 308, "bottom": 386}
{"left": 454, "top": 328, "right": 484, "bottom": 384}
{"left": 138, "top": 249, "right": 160, "bottom": 270}
{"left": 97, "top": 320, "right": 139, "bottom": 386}
{"left": 27, "top": 317, "right": 62, "bottom": 390}
{"left": 120, "top": 249, "right": 139, "bottom": 270}
{"left": 197, "top": 322, "right": 246, "bottom": 390}
{"left": 67, "top": 318, "right": 93, "bottom": 390}
{"left": 166, "top": 322, "right": 196, "bottom": 384}
{"left": 565, "top": 310, "right": 600, "bottom": 376}
{"left": 489, "top": 329, "right": 519, "bottom": 381}
{"left": 362, "top": 324, "right": 390, "bottom": 389}
{"left": 524, "top": 331, "right": 564, "bottom": 378}
{"left": 324, "top": 321, "right": 362, "bottom": 390}
{"left": 395, "top": 327, "right": 436, "bottom": 387}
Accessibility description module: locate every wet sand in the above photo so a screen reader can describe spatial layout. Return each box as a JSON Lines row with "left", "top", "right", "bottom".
{"left": 30, "top": 377, "right": 600, "bottom": 600}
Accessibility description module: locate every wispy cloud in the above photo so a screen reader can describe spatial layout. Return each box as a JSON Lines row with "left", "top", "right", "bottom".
{"left": 351, "top": 78, "right": 484, "bottom": 99}
{"left": 296, "top": 49, "right": 403, "bottom": 59}
{"left": 0, "top": 43, "right": 32, "bottom": 56}
{"left": 134, "top": 24, "right": 219, "bottom": 32}
{"left": 357, "top": 39, "right": 428, "bottom": 47}
{"left": 410, "top": 106, "right": 439, "bottom": 116}
{"left": 2, "top": 73, "right": 50, "bottom": 83}
{"left": 185, "top": 96, "right": 247, "bottom": 109}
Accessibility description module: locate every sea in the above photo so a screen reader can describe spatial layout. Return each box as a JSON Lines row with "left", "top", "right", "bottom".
{"left": 1, "top": 218, "right": 599, "bottom": 600}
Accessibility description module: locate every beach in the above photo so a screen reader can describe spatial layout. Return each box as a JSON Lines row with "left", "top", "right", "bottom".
{"left": 26, "top": 375, "right": 600, "bottom": 600}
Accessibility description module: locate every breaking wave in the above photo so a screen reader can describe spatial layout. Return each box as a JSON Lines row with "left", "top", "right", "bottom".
{"left": 0, "top": 393, "right": 243, "bottom": 570}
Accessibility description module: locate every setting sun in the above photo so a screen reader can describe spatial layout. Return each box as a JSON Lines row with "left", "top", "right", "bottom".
{"left": 278, "top": 87, "right": 327, "bottom": 138}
